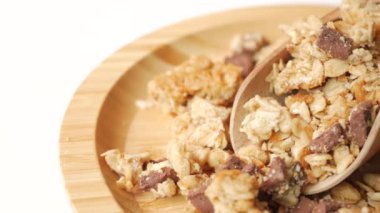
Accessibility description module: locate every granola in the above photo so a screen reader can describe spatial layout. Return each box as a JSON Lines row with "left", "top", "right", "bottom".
{"left": 226, "top": 33, "right": 268, "bottom": 77}
{"left": 240, "top": 95, "right": 292, "bottom": 144}
{"left": 148, "top": 56, "right": 242, "bottom": 114}
{"left": 168, "top": 97, "right": 232, "bottom": 179}
{"left": 267, "top": 0, "right": 380, "bottom": 96}
{"left": 252, "top": 0, "right": 380, "bottom": 186}
{"left": 101, "top": 150, "right": 150, "bottom": 192}
{"left": 101, "top": 0, "right": 380, "bottom": 212}
{"left": 205, "top": 170, "right": 263, "bottom": 213}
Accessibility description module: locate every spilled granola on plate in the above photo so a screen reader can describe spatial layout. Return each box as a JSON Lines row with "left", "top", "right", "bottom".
{"left": 102, "top": 0, "right": 380, "bottom": 212}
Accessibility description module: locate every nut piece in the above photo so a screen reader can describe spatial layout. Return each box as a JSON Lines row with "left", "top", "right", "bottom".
{"left": 336, "top": 207, "right": 372, "bottom": 213}
{"left": 288, "top": 101, "right": 311, "bottom": 123}
{"left": 309, "top": 92, "right": 327, "bottom": 115}
{"left": 333, "top": 145, "right": 354, "bottom": 174}
{"left": 324, "top": 59, "right": 349, "bottom": 77}
{"left": 309, "top": 164, "right": 336, "bottom": 180}
{"left": 353, "top": 181, "right": 375, "bottom": 193}
{"left": 316, "top": 25, "right": 353, "bottom": 60}
{"left": 331, "top": 182, "right": 362, "bottom": 204}
{"left": 368, "top": 192, "right": 380, "bottom": 202}
{"left": 364, "top": 173, "right": 380, "bottom": 191}
{"left": 304, "top": 153, "right": 332, "bottom": 167}
{"left": 348, "top": 64, "right": 367, "bottom": 76}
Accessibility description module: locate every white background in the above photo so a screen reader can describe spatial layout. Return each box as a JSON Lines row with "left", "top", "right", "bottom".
{"left": 0, "top": 0, "right": 339, "bottom": 212}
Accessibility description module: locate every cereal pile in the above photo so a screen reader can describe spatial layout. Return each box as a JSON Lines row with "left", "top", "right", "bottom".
{"left": 262, "top": 0, "right": 380, "bottom": 184}
{"left": 147, "top": 56, "right": 242, "bottom": 115}
{"left": 102, "top": 1, "right": 380, "bottom": 212}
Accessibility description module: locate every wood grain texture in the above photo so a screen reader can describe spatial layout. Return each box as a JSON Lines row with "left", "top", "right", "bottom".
{"left": 60, "top": 6, "right": 333, "bottom": 212}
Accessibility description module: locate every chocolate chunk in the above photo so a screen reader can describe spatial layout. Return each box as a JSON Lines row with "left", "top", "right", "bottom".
{"left": 139, "top": 171, "right": 167, "bottom": 191}
{"left": 221, "top": 155, "right": 246, "bottom": 170}
{"left": 350, "top": 101, "right": 373, "bottom": 147}
{"left": 225, "top": 50, "right": 255, "bottom": 78}
{"left": 312, "top": 202, "right": 327, "bottom": 213}
{"left": 260, "top": 157, "right": 286, "bottom": 193}
{"left": 294, "top": 197, "right": 317, "bottom": 213}
{"left": 319, "top": 199, "right": 342, "bottom": 212}
{"left": 242, "top": 164, "right": 263, "bottom": 176}
{"left": 139, "top": 167, "right": 179, "bottom": 191}
{"left": 316, "top": 25, "right": 353, "bottom": 60}
{"left": 162, "top": 167, "right": 179, "bottom": 182}
{"left": 188, "top": 184, "right": 214, "bottom": 213}
{"left": 312, "top": 199, "right": 342, "bottom": 213}
{"left": 310, "top": 123, "right": 345, "bottom": 153}
{"left": 220, "top": 155, "right": 262, "bottom": 176}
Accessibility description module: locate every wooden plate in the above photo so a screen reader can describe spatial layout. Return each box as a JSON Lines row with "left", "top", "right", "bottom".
{"left": 60, "top": 6, "right": 333, "bottom": 212}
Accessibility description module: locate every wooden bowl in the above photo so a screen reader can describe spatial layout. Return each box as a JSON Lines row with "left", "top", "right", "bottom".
{"left": 60, "top": 6, "right": 333, "bottom": 212}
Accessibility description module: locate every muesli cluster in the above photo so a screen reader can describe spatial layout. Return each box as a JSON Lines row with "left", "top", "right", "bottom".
{"left": 102, "top": 0, "right": 380, "bottom": 212}
{"left": 262, "top": 0, "right": 380, "bottom": 185}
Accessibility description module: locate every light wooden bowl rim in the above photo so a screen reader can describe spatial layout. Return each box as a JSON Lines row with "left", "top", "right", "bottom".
{"left": 59, "top": 5, "right": 333, "bottom": 212}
